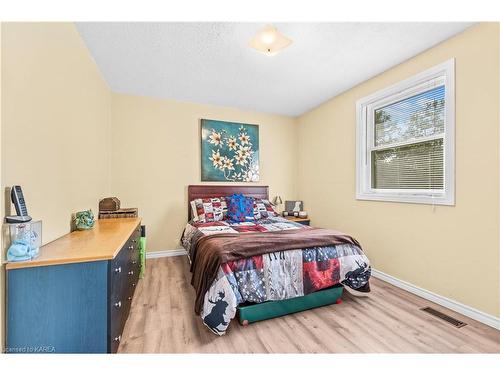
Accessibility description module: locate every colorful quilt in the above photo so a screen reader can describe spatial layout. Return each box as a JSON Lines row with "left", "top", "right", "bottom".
{"left": 181, "top": 216, "right": 371, "bottom": 335}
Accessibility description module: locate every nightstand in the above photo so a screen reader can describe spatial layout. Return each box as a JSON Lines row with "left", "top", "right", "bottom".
{"left": 283, "top": 216, "right": 310, "bottom": 226}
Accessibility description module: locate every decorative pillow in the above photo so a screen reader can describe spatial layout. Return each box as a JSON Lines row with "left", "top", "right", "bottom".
{"left": 226, "top": 194, "right": 255, "bottom": 223}
{"left": 253, "top": 199, "right": 279, "bottom": 220}
{"left": 190, "top": 197, "right": 227, "bottom": 223}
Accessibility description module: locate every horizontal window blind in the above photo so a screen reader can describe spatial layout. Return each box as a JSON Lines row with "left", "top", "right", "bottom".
{"left": 357, "top": 60, "right": 454, "bottom": 205}
{"left": 371, "top": 139, "right": 444, "bottom": 189}
{"left": 374, "top": 85, "right": 445, "bottom": 147}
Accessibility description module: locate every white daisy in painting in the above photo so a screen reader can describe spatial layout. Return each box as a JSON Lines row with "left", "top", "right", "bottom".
{"left": 238, "top": 132, "right": 250, "bottom": 146}
{"left": 226, "top": 137, "right": 238, "bottom": 151}
{"left": 222, "top": 156, "right": 235, "bottom": 171}
{"left": 235, "top": 153, "right": 248, "bottom": 166}
{"left": 238, "top": 145, "right": 252, "bottom": 158}
{"left": 244, "top": 164, "right": 260, "bottom": 182}
{"left": 209, "top": 149, "right": 223, "bottom": 167}
{"left": 208, "top": 131, "right": 222, "bottom": 146}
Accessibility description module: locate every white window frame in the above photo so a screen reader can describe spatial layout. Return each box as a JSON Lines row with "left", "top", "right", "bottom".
{"left": 356, "top": 59, "right": 455, "bottom": 205}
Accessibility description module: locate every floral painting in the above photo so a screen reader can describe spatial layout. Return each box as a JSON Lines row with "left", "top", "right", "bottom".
{"left": 201, "top": 119, "right": 259, "bottom": 182}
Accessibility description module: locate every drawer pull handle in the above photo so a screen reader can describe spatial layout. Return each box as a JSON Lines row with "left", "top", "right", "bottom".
{"left": 114, "top": 335, "right": 121, "bottom": 342}
{"left": 114, "top": 301, "right": 122, "bottom": 309}
{"left": 114, "top": 266, "right": 122, "bottom": 274}
{"left": 128, "top": 270, "right": 134, "bottom": 276}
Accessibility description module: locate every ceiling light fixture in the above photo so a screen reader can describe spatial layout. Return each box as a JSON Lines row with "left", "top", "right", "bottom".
{"left": 249, "top": 25, "right": 292, "bottom": 56}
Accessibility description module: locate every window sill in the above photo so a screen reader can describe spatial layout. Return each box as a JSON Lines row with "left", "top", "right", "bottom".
{"left": 356, "top": 192, "right": 454, "bottom": 206}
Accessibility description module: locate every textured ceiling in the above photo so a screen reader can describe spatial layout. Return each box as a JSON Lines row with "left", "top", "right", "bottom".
{"left": 76, "top": 22, "right": 473, "bottom": 116}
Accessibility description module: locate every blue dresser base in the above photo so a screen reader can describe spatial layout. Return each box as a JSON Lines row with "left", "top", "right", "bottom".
{"left": 7, "top": 261, "right": 108, "bottom": 353}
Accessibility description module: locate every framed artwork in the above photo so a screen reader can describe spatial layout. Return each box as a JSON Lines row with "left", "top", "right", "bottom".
{"left": 285, "top": 200, "right": 303, "bottom": 212}
{"left": 200, "top": 119, "right": 260, "bottom": 182}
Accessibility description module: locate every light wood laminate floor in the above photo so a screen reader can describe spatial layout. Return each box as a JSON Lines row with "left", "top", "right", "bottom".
{"left": 118, "top": 256, "right": 500, "bottom": 353}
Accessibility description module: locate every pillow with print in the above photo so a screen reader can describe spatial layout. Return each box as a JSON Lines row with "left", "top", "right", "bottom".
{"left": 190, "top": 197, "right": 227, "bottom": 223}
{"left": 253, "top": 199, "right": 279, "bottom": 220}
{"left": 226, "top": 194, "right": 255, "bottom": 223}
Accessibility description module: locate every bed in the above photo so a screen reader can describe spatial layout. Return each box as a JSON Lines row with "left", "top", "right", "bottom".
{"left": 182, "top": 185, "right": 371, "bottom": 335}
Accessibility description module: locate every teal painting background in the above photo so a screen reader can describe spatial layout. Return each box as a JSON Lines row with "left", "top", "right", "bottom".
{"left": 201, "top": 119, "right": 260, "bottom": 182}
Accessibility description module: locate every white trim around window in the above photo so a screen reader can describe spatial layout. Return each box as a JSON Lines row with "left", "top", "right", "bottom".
{"left": 356, "top": 59, "right": 455, "bottom": 205}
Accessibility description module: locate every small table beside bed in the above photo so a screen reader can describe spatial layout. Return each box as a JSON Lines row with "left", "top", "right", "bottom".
{"left": 181, "top": 185, "right": 371, "bottom": 335}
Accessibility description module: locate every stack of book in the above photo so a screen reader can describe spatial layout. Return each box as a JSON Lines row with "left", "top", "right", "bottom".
{"left": 98, "top": 197, "right": 138, "bottom": 219}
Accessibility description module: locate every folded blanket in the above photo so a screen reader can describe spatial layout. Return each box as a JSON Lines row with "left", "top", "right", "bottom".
{"left": 7, "top": 239, "right": 39, "bottom": 262}
{"left": 190, "top": 227, "right": 361, "bottom": 314}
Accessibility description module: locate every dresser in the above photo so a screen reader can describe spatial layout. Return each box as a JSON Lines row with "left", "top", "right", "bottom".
{"left": 5, "top": 218, "right": 141, "bottom": 353}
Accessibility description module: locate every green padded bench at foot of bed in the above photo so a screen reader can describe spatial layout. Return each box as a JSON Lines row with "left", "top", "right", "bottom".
{"left": 237, "top": 285, "right": 344, "bottom": 325}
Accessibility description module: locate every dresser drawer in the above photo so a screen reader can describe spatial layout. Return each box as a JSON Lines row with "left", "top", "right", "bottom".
{"left": 126, "top": 264, "right": 140, "bottom": 297}
{"left": 129, "top": 225, "right": 141, "bottom": 249}
{"left": 107, "top": 223, "right": 142, "bottom": 353}
{"left": 126, "top": 225, "right": 141, "bottom": 280}
{"left": 109, "top": 245, "right": 129, "bottom": 298}
{"left": 109, "top": 225, "right": 139, "bottom": 294}
{"left": 109, "top": 276, "right": 136, "bottom": 353}
{"left": 109, "top": 311, "right": 123, "bottom": 353}
{"left": 128, "top": 226, "right": 141, "bottom": 255}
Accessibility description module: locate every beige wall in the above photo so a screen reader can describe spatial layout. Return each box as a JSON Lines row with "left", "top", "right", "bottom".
{"left": 1, "top": 23, "right": 112, "bottom": 244}
{"left": 498, "top": 25, "right": 500, "bottom": 307}
{"left": 111, "top": 93, "right": 298, "bottom": 251}
{"left": 0, "top": 23, "right": 112, "bottom": 349}
{"left": 297, "top": 23, "right": 500, "bottom": 318}
{"left": 0, "top": 21, "right": 4, "bottom": 352}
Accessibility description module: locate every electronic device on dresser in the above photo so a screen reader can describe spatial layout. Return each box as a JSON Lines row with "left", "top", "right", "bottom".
{"left": 6, "top": 218, "right": 142, "bottom": 353}
{"left": 6, "top": 185, "right": 32, "bottom": 223}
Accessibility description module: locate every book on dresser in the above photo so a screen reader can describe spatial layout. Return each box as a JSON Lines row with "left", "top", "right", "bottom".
{"left": 5, "top": 218, "right": 142, "bottom": 354}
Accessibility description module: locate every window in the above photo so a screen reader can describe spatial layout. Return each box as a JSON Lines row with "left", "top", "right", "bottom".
{"left": 356, "top": 59, "right": 455, "bottom": 205}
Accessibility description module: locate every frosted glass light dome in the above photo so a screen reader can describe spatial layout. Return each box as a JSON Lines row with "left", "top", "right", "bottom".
{"left": 249, "top": 25, "right": 292, "bottom": 56}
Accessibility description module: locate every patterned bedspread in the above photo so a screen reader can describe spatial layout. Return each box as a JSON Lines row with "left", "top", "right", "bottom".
{"left": 181, "top": 217, "right": 371, "bottom": 335}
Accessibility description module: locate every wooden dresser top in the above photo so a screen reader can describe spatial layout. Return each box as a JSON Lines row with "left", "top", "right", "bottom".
{"left": 6, "top": 218, "right": 141, "bottom": 270}
{"left": 283, "top": 216, "right": 309, "bottom": 222}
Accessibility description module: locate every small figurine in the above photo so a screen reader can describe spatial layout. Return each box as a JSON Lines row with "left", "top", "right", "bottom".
{"left": 74, "top": 210, "right": 95, "bottom": 230}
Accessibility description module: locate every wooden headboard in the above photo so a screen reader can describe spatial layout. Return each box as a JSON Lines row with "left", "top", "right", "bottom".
{"left": 187, "top": 185, "right": 269, "bottom": 220}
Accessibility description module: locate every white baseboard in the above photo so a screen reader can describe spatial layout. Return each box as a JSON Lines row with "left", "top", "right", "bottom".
{"left": 371, "top": 268, "right": 500, "bottom": 330}
{"left": 146, "top": 249, "right": 187, "bottom": 259}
